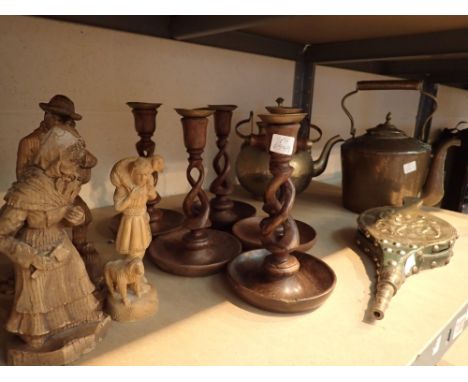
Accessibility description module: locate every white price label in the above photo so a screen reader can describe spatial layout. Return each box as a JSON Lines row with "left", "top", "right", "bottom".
{"left": 270, "top": 134, "right": 295, "bottom": 155}
{"left": 453, "top": 314, "right": 467, "bottom": 340}
{"left": 403, "top": 161, "right": 417, "bottom": 174}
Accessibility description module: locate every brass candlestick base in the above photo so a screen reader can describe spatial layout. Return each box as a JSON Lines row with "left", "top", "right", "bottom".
{"left": 227, "top": 249, "right": 335, "bottom": 313}
{"left": 227, "top": 112, "right": 336, "bottom": 313}
{"left": 232, "top": 216, "right": 317, "bottom": 252}
{"left": 149, "top": 108, "right": 241, "bottom": 276}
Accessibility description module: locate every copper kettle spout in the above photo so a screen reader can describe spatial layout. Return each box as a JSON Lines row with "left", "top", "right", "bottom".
{"left": 311, "top": 134, "right": 344, "bottom": 177}
{"left": 421, "top": 137, "right": 461, "bottom": 206}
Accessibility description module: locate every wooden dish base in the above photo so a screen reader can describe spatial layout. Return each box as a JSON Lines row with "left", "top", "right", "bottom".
{"left": 232, "top": 217, "right": 317, "bottom": 252}
{"left": 149, "top": 228, "right": 242, "bottom": 277}
{"left": 209, "top": 199, "right": 256, "bottom": 231}
{"left": 227, "top": 249, "right": 336, "bottom": 313}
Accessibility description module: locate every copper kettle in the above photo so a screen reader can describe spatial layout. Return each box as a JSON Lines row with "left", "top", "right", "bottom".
{"left": 340, "top": 80, "right": 461, "bottom": 213}
{"left": 235, "top": 98, "right": 343, "bottom": 198}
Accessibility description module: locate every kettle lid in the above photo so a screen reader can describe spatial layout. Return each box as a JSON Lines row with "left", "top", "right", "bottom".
{"left": 265, "top": 97, "right": 303, "bottom": 114}
{"left": 366, "top": 112, "right": 405, "bottom": 137}
{"left": 343, "top": 112, "right": 431, "bottom": 153}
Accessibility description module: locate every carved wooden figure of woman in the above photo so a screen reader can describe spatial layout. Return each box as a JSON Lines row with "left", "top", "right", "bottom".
{"left": 0, "top": 126, "right": 110, "bottom": 365}
{"left": 110, "top": 156, "right": 164, "bottom": 259}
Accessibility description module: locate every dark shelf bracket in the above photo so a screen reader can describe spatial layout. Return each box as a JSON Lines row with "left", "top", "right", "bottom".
{"left": 293, "top": 57, "right": 316, "bottom": 140}
{"left": 415, "top": 80, "right": 438, "bottom": 142}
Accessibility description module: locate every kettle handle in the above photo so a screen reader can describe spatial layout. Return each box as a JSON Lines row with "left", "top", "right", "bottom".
{"left": 341, "top": 79, "right": 438, "bottom": 138}
{"left": 235, "top": 111, "right": 254, "bottom": 140}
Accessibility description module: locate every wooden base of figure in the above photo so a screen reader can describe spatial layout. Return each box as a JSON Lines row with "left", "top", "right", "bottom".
{"left": 149, "top": 228, "right": 242, "bottom": 277}
{"left": 232, "top": 217, "right": 317, "bottom": 252}
{"left": 105, "top": 282, "right": 158, "bottom": 322}
{"left": 227, "top": 249, "right": 336, "bottom": 313}
{"left": 6, "top": 315, "right": 111, "bottom": 366}
{"left": 109, "top": 208, "right": 184, "bottom": 237}
{"left": 209, "top": 199, "right": 256, "bottom": 231}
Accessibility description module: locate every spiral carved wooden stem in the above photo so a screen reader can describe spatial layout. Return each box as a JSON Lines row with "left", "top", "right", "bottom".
{"left": 181, "top": 116, "right": 211, "bottom": 250}
{"left": 261, "top": 123, "right": 301, "bottom": 279}
{"left": 208, "top": 105, "right": 256, "bottom": 230}
{"left": 209, "top": 108, "right": 235, "bottom": 210}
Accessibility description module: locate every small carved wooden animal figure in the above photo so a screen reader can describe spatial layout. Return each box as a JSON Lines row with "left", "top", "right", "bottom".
{"left": 104, "top": 258, "right": 144, "bottom": 306}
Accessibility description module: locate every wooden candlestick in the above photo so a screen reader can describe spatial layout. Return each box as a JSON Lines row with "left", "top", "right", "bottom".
{"left": 227, "top": 113, "right": 336, "bottom": 313}
{"left": 148, "top": 108, "right": 242, "bottom": 277}
{"left": 207, "top": 105, "right": 256, "bottom": 230}
{"left": 109, "top": 102, "right": 184, "bottom": 237}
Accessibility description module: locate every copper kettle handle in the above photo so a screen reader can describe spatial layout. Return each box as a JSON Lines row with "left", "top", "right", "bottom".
{"left": 235, "top": 111, "right": 254, "bottom": 140}
{"left": 341, "top": 79, "right": 438, "bottom": 138}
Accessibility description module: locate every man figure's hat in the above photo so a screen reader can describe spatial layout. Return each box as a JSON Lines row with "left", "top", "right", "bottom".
{"left": 39, "top": 94, "right": 82, "bottom": 121}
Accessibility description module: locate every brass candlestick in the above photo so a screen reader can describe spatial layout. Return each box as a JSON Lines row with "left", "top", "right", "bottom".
{"left": 149, "top": 108, "right": 242, "bottom": 277}
{"left": 109, "top": 102, "right": 184, "bottom": 237}
{"left": 207, "top": 105, "right": 256, "bottom": 230}
{"left": 227, "top": 112, "right": 336, "bottom": 313}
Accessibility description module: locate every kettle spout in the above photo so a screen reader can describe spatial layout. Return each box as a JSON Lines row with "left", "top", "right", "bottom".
{"left": 421, "top": 137, "right": 461, "bottom": 206}
{"left": 311, "top": 135, "right": 344, "bottom": 177}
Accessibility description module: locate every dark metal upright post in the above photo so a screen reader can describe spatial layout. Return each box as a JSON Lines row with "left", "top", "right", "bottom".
{"left": 293, "top": 56, "right": 316, "bottom": 140}
{"left": 415, "top": 79, "right": 438, "bottom": 142}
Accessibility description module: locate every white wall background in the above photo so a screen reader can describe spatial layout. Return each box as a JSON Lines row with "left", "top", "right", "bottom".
{"left": 0, "top": 16, "right": 294, "bottom": 207}
{"left": 1, "top": 16, "right": 468, "bottom": 207}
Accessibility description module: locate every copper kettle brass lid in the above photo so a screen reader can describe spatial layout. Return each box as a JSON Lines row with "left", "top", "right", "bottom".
{"left": 265, "top": 97, "right": 303, "bottom": 114}
{"left": 342, "top": 113, "right": 431, "bottom": 154}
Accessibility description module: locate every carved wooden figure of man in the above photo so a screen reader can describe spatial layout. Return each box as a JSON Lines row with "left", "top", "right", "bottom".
{"left": 16, "top": 95, "right": 101, "bottom": 282}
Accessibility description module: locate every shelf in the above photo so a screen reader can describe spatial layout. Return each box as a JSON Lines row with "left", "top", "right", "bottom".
{"left": 2, "top": 182, "right": 466, "bottom": 365}
{"left": 42, "top": 16, "right": 468, "bottom": 89}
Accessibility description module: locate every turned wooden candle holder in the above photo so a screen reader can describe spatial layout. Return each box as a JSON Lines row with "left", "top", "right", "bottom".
{"left": 227, "top": 113, "right": 336, "bottom": 313}
{"left": 109, "top": 102, "right": 184, "bottom": 237}
{"left": 148, "top": 108, "right": 241, "bottom": 277}
{"left": 207, "top": 105, "right": 256, "bottom": 231}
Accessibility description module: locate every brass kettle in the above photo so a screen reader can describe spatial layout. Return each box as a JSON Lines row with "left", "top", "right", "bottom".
{"left": 341, "top": 80, "right": 461, "bottom": 213}
{"left": 235, "top": 98, "right": 343, "bottom": 198}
